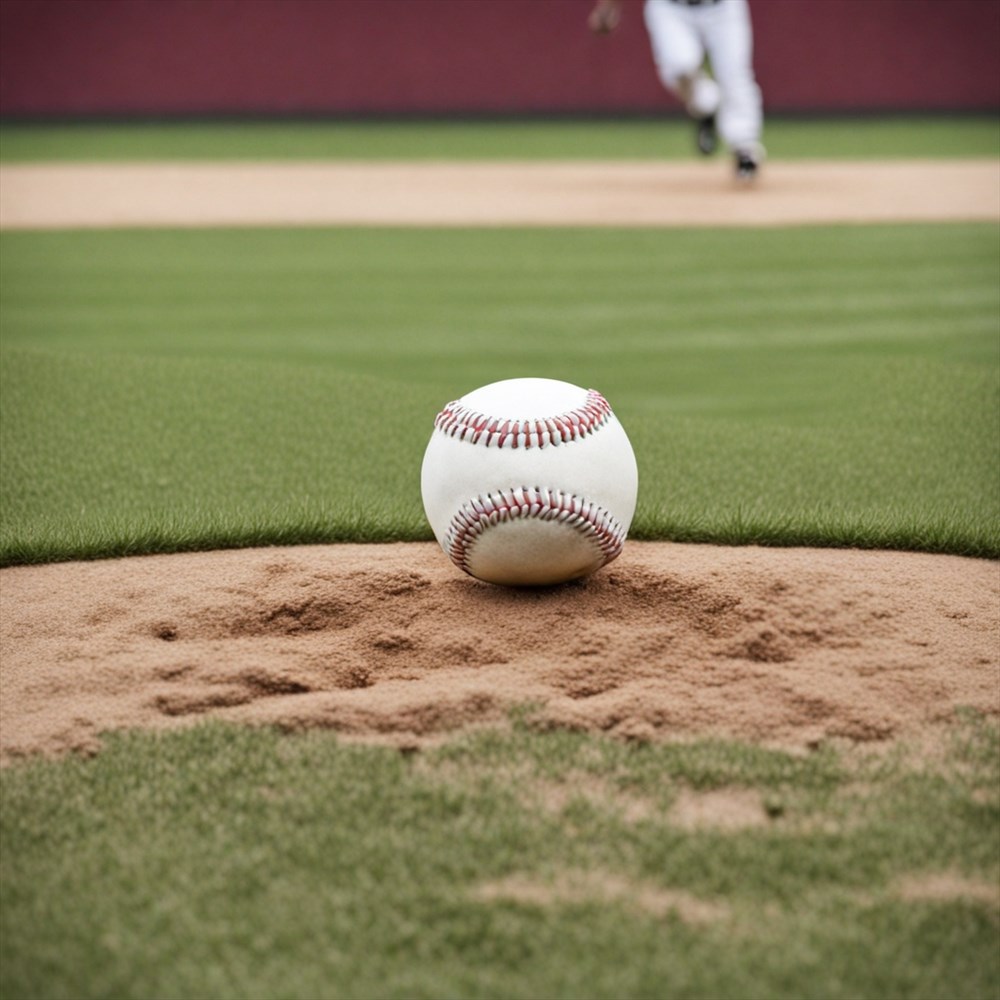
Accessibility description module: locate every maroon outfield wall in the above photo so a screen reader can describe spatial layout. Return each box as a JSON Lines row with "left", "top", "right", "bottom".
{"left": 1, "top": 0, "right": 997, "bottom": 118}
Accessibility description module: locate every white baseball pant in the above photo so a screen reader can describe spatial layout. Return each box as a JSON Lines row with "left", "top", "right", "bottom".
{"left": 643, "top": 0, "right": 763, "bottom": 153}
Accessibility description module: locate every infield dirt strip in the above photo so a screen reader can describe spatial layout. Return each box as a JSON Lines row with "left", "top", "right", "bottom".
{"left": 1, "top": 160, "right": 998, "bottom": 228}
{"left": 1, "top": 159, "right": 998, "bottom": 760}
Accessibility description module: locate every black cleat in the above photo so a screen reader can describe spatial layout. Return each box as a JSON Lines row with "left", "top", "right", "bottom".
{"left": 696, "top": 114, "right": 718, "bottom": 156}
{"left": 734, "top": 149, "right": 759, "bottom": 182}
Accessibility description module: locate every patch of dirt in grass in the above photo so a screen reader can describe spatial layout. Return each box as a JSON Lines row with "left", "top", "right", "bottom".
{"left": 894, "top": 873, "right": 1000, "bottom": 908}
{"left": 668, "top": 788, "right": 770, "bottom": 832}
{"left": 526, "top": 774, "right": 658, "bottom": 824}
{"left": 472, "top": 871, "right": 730, "bottom": 924}
{"left": 1, "top": 542, "right": 998, "bottom": 762}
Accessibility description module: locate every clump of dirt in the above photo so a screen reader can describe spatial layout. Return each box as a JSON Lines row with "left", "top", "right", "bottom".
{"left": 1, "top": 542, "right": 997, "bottom": 762}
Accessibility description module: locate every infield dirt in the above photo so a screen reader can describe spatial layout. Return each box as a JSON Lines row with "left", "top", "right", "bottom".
{"left": 2, "top": 542, "right": 997, "bottom": 762}
{"left": 1, "top": 160, "right": 998, "bottom": 228}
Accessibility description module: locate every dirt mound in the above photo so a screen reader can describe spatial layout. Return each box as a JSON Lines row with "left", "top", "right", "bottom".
{"left": 1, "top": 542, "right": 996, "bottom": 762}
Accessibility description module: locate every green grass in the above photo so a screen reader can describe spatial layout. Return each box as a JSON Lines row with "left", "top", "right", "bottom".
{"left": 2, "top": 223, "right": 998, "bottom": 565}
{"left": 2, "top": 223, "right": 998, "bottom": 564}
{"left": 0, "top": 116, "right": 997, "bottom": 162}
{"left": 2, "top": 717, "right": 997, "bottom": 1000}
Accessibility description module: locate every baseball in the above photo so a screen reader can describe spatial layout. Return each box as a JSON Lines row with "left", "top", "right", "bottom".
{"left": 421, "top": 378, "right": 638, "bottom": 586}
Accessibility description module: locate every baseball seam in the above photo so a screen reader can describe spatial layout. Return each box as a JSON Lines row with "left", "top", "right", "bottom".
{"left": 444, "top": 486, "right": 626, "bottom": 577}
{"left": 433, "top": 389, "right": 612, "bottom": 449}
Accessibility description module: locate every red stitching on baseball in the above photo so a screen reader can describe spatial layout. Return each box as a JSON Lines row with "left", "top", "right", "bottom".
{"left": 444, "top": 486, "right": 626, "bottom": 577}
{"left": 433, "top": 389, "right": 612, "bottom": 449}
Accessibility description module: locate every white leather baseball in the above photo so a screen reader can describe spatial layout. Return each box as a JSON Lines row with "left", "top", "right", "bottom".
{"left": 421, "top": 378, "right": 638, "bottom": 586}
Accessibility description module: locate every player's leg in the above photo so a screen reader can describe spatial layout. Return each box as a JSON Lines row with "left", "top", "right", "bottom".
{"left": 700, "top": 0, "right": 764, "bottom": 178}
{"left": 643, "top": 0, "right": 720, "bottom": 154}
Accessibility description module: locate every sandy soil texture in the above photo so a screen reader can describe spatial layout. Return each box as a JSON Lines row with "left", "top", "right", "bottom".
{"left": 1, "top": 160, "right": 998, "bottom": 228}
{"left": 2, "top": 542, "right": 997, "bottom": 762}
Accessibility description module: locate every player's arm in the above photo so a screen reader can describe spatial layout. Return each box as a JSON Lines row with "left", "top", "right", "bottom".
{"left": 588, "top": 0, "right": 622, "bottom": 34}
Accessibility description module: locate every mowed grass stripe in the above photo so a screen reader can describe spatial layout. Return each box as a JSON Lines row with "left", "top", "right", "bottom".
{"left": 1, "top": 116, "right": 997, "bottom": 162}
{"left": 1, "top": 223, "right": 997, "bottom": 564}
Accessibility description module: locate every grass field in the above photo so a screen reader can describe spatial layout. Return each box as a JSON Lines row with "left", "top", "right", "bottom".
{"left": 2, "top": 718, "right": 998, "bottom": 1000}
{"left": 1, "top": 119, "right": 998, "bottom": 1000}
{"left": 2, "top": 222, "right": 998, "bottom": 565}
{"left": 1, "top": 116, "right": 998, "bottom": 162}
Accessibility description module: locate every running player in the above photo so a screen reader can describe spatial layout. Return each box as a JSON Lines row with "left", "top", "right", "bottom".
{"left": 590, "top": 0, "right": 765, "bottom": 181}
